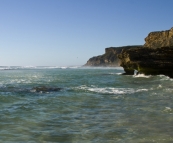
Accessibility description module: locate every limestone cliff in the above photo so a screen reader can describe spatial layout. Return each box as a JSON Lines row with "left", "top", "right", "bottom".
{"left": 84, "top": 46, "right": 142, "bottom": 67}
{"left": 118, "top": 27, "right": 173, "bottom": 77}
{"left": 118, "top": 46, "right": 173, "bottom": 77}
{"left": 144, "top": 27, "right": 173, "bottom": 48}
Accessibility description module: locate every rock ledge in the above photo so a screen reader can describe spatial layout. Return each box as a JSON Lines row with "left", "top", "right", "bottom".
{"left": 118, "top": 27, "right": 173, "bottom": 77}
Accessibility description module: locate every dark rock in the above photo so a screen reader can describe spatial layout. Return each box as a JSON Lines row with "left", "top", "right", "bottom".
{"left": 118, "top": 27, "right": 173, "bottom": 77}
{"left": 84, "top": 46, "right": 142, "bottom": 67}
{"left": 118, "top": 46, "right": 173, "bottom": 78}
{"left": 122, "top": 68, "right": 134, "bottom": 75}
{"left": 32, "top": 86, "right": 62, "bottom": 93}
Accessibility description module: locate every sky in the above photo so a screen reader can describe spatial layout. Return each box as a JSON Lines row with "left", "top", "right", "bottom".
{"left": 1, "top": 0, "right": 173, "bottom": 66}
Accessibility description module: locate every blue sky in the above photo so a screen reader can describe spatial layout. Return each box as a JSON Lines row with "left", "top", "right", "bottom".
{"left": 1, "top": 0, "right": 173, "bottom": 66}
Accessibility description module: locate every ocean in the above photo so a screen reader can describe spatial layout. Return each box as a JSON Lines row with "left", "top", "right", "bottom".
{"left": 0, "top": 66, "right": 173, "bottom": 143}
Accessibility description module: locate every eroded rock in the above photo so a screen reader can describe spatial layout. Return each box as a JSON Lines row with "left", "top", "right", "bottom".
{"left": 84, "top": 46, "right": 142, "bottom": 67}
{"left": 144, "top": 27, "right": 173, "bottom": 48}
{"left": 118, "top": 46, "right": 173, "bottom": 77}
{"left": 118, "top": 27, "right": 173, "bottom": 77}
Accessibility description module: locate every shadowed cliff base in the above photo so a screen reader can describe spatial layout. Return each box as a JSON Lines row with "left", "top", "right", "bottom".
{"left": 118, "top": 46, "right": 173, "bottom": 77}
{"left": 118, "top": 27, "right": 173, "bottom": 78}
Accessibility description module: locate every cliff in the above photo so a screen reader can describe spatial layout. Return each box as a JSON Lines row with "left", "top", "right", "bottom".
{"left": 84, "top": 46, "right": 142, "bottom": 67}
{"left": 118, "top": 27, "right": 173, "bottom": 77}
{"left": 118, "top": 46, "right": 173, "bottom": 77}
{"left": 144, "top": 27, "right": 173, "bottom": 48}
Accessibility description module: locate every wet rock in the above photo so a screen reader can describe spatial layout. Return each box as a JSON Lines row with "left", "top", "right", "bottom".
{"left": 122, "top": 68, "right": 134, "bottom": 75}
{"left": 118, "top": 27, "right": 173, "bottom": 78}
{"left": 118, "top": 46, "right": 173, "bottom": 78}
{"left": 32, "top": 86, "right": 62, "bottom": 93}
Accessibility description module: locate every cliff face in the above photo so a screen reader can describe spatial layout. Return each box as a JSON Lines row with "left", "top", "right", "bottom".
{"left": 144, "top": 27, "right": 173, "bottom": 48}
{"left": 84, "top": 46, "right": 142, "bottom": 67}
{"left": 118, "top": 46, "right": 173, "bottom": 77}
{"left": 118, "top": 27, "right": 173, "bottom": 77}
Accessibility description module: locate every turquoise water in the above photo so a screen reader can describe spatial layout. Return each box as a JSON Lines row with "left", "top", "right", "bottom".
{"left": 0, "top": 66, "right": 173, "bottom": 143}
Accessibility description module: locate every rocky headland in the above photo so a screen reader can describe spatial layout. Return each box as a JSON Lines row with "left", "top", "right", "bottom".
{"left": 118, "top": 27, "right": 173, "bottom": 77}
{"left": 84, "top": 27, "right": 173, "bottom": 77}
{"left": 84, "top": 46, "right": 142, "bottom": 67}
{"left": 144, "top": 27, "right": 173, "bottom": 48}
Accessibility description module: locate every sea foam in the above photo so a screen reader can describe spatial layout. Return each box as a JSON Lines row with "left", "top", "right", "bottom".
{"left": 133, "top": 74, "right": 151, "bottom": 78}
{"left": 75, "top": 85, "right": 148, "bottom": 94}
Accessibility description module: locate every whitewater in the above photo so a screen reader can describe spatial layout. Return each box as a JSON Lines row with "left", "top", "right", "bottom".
{"left": 0, "top": 66, "right": 173, "bottom": 142}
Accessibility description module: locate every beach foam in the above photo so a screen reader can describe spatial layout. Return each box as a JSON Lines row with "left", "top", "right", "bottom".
{"left": 133, "top": 74, "right": 151, "bottom": 78}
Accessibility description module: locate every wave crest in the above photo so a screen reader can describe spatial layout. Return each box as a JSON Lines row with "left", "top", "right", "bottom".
{"left": 75, "top": 85, "right": 148, "bottom": 94}
{"left": 133, "top": 74, "right": 151, "bottom": 78}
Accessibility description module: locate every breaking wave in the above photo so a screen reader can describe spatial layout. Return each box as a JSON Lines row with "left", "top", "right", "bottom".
{"left": 0, "top": 66, "right": 82, "bottom": 70}
{"left": 133, "top": 74, "right": 151, "bottom": 78}
{"left": 74, "top": 85, "right": 148, "bottom": 94}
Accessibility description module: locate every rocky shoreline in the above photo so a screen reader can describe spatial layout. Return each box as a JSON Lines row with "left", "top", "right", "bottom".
{"left": 85, "top": 27, "right": 173, "bottom": 77}
{"left": 118, "top": 27, "right": 173, "bottom": 77}
{"left": 84, "top": 46, "right": 142, "bottom": 67}
{"left": 118, "top": 46, "right": 173, "bottom": 77}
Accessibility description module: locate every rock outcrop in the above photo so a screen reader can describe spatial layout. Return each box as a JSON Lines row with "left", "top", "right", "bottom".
{"left": 84, "top": 46, "right": 142, "bottom": 67}
{"left": 118, "top": 46, "right": 173, "bottom": 77}
{"left": 144, "top": 27, "right": 173, "bottom": 48}
{"left": 32, "top": 86, "right": 62, "bottom": 93}
{"left": 118, "top": 27, "right": 173, "bottom": 77}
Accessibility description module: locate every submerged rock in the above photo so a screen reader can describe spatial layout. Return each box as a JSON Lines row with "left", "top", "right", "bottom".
{"left": 84, "top": 46, "right": 142, "bottom": 67}
{"left": 32, "top": 86, "right": 62, "bottom": 93}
